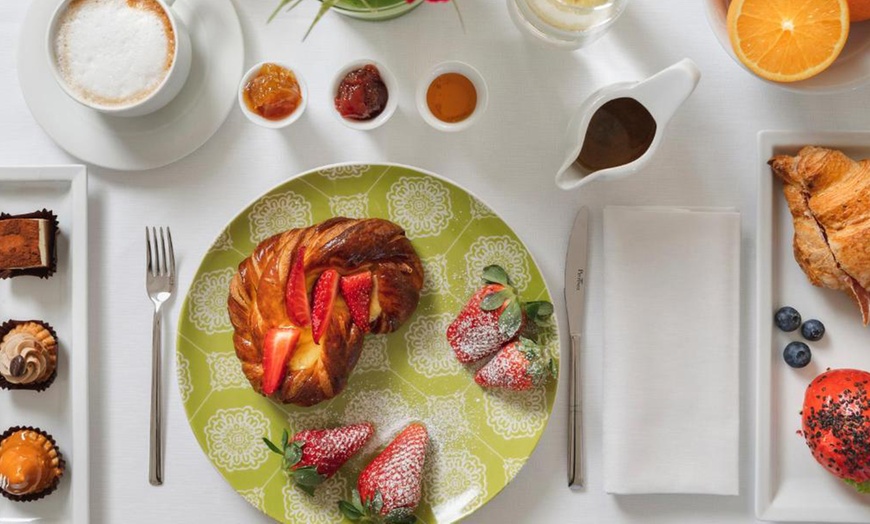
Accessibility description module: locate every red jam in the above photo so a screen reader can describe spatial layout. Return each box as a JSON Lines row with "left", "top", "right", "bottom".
{"left": 334, "top": 65, "right": 388, "bottom": 121}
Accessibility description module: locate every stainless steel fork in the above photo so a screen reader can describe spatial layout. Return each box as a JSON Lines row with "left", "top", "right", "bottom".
{"left": 146, "top": 227, "right": 175, "bottom": 486}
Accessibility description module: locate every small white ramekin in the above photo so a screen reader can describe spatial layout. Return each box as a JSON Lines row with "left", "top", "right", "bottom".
{"left": 330, "top": 59, "right": 398, "bottom": 131}
{"left": 417, "top": 61, "right": 488, "bottom": 133}
{"left": 238, "top": 61, "right": 308, "bottom": 129}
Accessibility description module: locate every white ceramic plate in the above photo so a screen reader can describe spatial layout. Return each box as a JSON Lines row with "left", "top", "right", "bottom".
{"left": 757, "top": 131, "right": 870, "bottom": 522}
{"left": 17, "top": 0, "right": 244, "bottom": 171}
{"left": 706, "top": 1, "right": 870, "bottom": 94}
{"left": 0, "top": 166, "right": 89, "bottom": 523}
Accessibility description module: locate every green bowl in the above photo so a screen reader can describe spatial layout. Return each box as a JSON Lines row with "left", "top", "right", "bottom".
{"left": 329, "top": 0, "right": 425, "bottom": 20}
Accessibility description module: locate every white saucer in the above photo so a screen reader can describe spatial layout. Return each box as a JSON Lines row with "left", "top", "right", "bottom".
{"left": 17, "top": 0, "right": 244, "bottom": 171}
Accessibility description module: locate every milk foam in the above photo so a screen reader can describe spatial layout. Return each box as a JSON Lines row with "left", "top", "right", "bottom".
{"left": 55, "top": 0, "right": 175, "bottom": 107}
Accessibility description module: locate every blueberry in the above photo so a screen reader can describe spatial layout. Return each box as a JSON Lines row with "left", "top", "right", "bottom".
{"left": 784, "top": 342, "right": 812, "bottom": 368}
{"left": 801, "top": 319, "right": 825, "bottom": 342}
{"left": 775, "top": 307, "right": 802, "bottom": 332}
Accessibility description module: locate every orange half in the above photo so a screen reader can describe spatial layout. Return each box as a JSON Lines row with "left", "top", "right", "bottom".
{"left": 727, "top": 0, "right": 850, "bottom": 83}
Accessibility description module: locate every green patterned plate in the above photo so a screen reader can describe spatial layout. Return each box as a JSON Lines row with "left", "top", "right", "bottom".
{"left": 176, "top": 164, "right": 559, "bottom": 524}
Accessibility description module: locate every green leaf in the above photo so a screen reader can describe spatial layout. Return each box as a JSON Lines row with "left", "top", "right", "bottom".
{"left": 385, "top": 507, "right": 418, "bottom": 524}
{"left": 845, "top": 479, "right": 870, "bottom": 494}
{"left": 523, "top": 301, "right": 554, "bottom": 324}
{"left": 302, "top": 0, "right": 340, "bottom": 41}
{"left": 268, "top": 0, "right": 305, "bottom": 23}
{"left": 281, "top": 429, "right": 289, "bottom": 449}
{"left": 284, "top": 442, "right": 303, "bottom": 467}
{"left": 482, "top": 265, "right": 510, "bottom": 286}
{"left": 298, "top": 483, "right": 316, "bottom": 497}
{"left": 498, "top": 299, "right": 523, "bottom": 338}
{"left": 480, "top": 289, "right": 510, "bottom": 311}
{"left": 338, "top": 500, "right": 364, "bottom": 521}
{"left": 263, "top": 437, "right": 283, "bottom": 455}
{"left": 517, "top": 337, "right": 541, "bottom": 359}
{"left": 291, "top": 466, "right": 326, "bottom": 487}
{"left": 370, "top": 491, "right": 384, "bottom": 516}
{"left": 451, "top": 0, "right": 465, "bottom": 33}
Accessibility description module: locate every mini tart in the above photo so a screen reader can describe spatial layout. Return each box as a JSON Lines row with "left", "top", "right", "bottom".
{"left": 0, "top": 320, "right": 58, "bottom": 392}
{"left": 0, "top": 426, "right": 65, "bottom": 502}
{"left": 0, "top": 209, "right": 59, "bottom": 280}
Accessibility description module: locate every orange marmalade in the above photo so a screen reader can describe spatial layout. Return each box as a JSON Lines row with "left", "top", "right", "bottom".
{"left": 243, "top": 63, "right": 302, "bottom": 121}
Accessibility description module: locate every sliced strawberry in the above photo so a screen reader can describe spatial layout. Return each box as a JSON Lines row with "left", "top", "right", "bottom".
{"left": 475, "top": 338, "right": 556, "bottom": 391}
{"left": 340, "top": 271, "right": 374, "bottom": 333}
{"left": 284, "top": 245, "right": 310, "bottom": 327}
{"left": 263, "top": 422, "right": 374, "bottom": 496}
{"left": 311, "top": 269, "right": 340, "bottom": 344}
{"left": 262, "top": 327, "right": 301, "bottom": 396}
{"left": 340, "top": 423, "right": 429, "bottom": 523}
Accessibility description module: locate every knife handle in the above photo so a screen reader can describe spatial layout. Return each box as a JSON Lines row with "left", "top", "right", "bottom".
{"left": 568, "top": 333, "right": 584, "bottom": 488}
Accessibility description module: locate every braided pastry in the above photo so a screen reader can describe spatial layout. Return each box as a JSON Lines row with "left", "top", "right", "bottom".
{"left": 228, "top": 217, "right": 423, "bottom": 406}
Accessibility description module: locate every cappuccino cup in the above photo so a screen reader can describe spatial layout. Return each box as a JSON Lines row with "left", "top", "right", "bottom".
{"left": 47, "top": 0, "right": 192, "bottom": 117}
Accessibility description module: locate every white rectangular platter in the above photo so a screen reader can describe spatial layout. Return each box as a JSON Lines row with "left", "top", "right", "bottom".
{"left": 0, "top": 166, "right": 88, "bottom": 524}
{"left": 757, "top": 131, "right": 870, "bottom": 523}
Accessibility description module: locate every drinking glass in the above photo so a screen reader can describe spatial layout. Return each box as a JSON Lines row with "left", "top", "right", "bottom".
{"left": 508, "top": 0, "right": 629, "bottom": 50}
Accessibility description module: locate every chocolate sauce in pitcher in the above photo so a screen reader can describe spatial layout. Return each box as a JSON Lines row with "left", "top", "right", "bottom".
{"left": 576, "top": 97, "right": 656, "bottom": 172}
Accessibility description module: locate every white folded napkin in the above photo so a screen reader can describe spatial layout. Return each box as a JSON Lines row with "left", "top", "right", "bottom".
{"left": 602, "top": 206, "right": 741, "bottom": 495}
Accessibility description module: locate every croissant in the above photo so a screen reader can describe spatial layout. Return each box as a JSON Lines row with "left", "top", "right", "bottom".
{"left": 228, "top": 217, "right": 424, "bottom": 406}
{"left": 770, "top": 147, "right": 870, "bottom": 324}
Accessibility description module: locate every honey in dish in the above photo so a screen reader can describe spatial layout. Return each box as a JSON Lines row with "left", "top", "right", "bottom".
{"left": 426, "top": 73, "right": 477, "bottom": 123}
{"left": 576, "top": 97, "right": 656, "bottom": 172}
{"left": 243, "top": 63, "right": 302, "bottom": 121}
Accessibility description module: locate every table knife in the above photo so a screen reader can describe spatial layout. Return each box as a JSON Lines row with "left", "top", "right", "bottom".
{"left": 566, "top": 207, "right": 589, "bottom": 489}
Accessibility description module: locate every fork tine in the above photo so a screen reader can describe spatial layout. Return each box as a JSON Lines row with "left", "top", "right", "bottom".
{"left": 150, "top": 227, "right": 159, "bottom": 276}
{"left": 159, "top": 227, "right": 167, "bottom": 276}
{"left": 166, "top": 227, "right": 176, "bottom": 278}
{"left": 146, "top": 227, "right": 153, "bottom": 276}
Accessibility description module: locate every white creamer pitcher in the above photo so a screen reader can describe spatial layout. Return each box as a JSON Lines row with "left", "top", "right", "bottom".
{"left": 555, "top": 58, "right": 701, "bottom": 190}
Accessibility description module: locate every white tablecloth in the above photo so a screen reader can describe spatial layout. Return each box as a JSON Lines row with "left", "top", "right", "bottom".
{"left": 1, "top": 1, "right": 864, "bottom": 522}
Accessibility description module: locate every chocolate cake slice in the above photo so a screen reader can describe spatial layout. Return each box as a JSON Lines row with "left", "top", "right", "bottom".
{"left": 0, "top": 210, "right": 58, "bottom": 279}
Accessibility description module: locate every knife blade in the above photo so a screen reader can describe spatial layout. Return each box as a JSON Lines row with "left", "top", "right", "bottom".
{"left": 566, "top": 207, "right": 589, "bottom": 489}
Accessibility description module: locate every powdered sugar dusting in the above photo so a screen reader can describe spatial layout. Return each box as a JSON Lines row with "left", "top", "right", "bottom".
{"left": 294, "top": 423, "right": 373, "bottom": 477}
{"left": 447, "top": 287, "right": 511, "bottom": 363}
{"left": 359, "top": 423, "right": 429, "bottom": 514}
{"left": 476, "top": 345, "right": 526, "bottom": 389}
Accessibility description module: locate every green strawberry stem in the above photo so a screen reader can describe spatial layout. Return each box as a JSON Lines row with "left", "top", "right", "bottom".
{"left": 482, "top": 265, "right": 511, "bottom": 286}
{"left": 263, "top": 430, "right": 326, "bottom": 496}
{"left": 845, "top": 479, "right": 870, "bottom": 494}
{"left": 478, "top": 265, "right": 554, "bottom": 340}
{"left": 338, "top": 489, "right": 418, "bottom": 523}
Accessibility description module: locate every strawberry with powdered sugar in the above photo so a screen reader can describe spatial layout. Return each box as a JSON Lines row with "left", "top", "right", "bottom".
{"left": 263, "top": 422, "right": 374, "bottom": 495}
{"left": 339, "top": 422, "right": 429, "bottom": 524}
{"left": 447, "top": 265, "right": 552, "bottom": 364}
